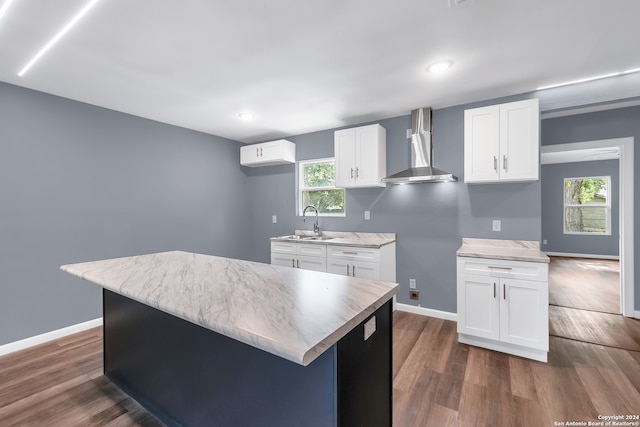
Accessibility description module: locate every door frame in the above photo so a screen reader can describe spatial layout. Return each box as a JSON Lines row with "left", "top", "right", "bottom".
{"left": 541, "top": 137, "right": 634, "bottom": 317}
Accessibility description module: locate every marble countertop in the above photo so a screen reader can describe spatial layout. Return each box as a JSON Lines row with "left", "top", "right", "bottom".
{"left": 61, "top": 251, "right": 399, "bottom": 366}
{"left": 456, "top": 238, "right": 550, "bottom": 263}
{"left": 271, "top": 230, "right": 396, "bottom": 248}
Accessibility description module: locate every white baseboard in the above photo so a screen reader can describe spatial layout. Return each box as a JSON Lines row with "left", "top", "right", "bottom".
{"left": 635, "top": 310, "right": 640, "bottom": 319}
{"left": 396, "top": 303, "right": 457, "bottom": 322}
{"left": 0, "top": 318, "right": 103, "bottom": 357}
{"left": 543, "top": 251, "right": 619, "bottom": 260}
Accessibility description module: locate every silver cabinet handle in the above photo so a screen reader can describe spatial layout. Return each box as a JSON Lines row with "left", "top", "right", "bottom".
{"left": 260, "top": 147, "right": 263, "bottom": 157}
{"left": 297, "top": 259, "right": 299, "bottom": 268}
{"left": 350, "top": 168, "right": 354, "bottom": 179}
{"left": 256, "top": 148, "right": 260, "bottom": 157}
{"left": 352, "top": 265, "right": 356, "bottom": 277}
{"left": 493, "top": 156, "right": 497, "bottom": 171}
{"left": 342, "top": 251, "right": 358, "bottom": 255}
{"left": 503, "top": 283, "right": 506, "bottom": 300}
{"left": 346, "top": 264, "right": 350, "bottom": 276}
{"left": 503, "top": 155, "right": 507, "bottom": 171}
{"left": 493, "top": 282, "right": 496, "bottom": 298}
{"left": 488, "top": 266, "right": 512, "bottom": 271}
{"left": 355, "top": 167, "right": 359, "bottom": 178}
{"left": 292, "top": 258, "right": 295, "bottom": 268}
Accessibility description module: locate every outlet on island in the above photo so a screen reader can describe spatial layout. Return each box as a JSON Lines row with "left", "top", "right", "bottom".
{"left": 409, "top": 290, "right": 420, "bottom": 300}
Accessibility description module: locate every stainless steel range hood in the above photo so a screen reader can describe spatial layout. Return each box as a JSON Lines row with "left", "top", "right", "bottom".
{"left": 382, "top": 107, "right": 457, "bottom": 184}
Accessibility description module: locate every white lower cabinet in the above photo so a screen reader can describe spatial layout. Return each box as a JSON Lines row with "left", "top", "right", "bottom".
{"left": 270, "top": 242, "right": 327, "bottom": 272}
{"left": 326, "top": 244, "right": 396, "bottom": 282}
{"left": 457, "top": 256, "right": 549, "bottom": 362}
{"left": 270, "top": 241, "right": 396, "bottom": 282}
{"left": 326, "top": 259, "right": 380, "bottom": 280}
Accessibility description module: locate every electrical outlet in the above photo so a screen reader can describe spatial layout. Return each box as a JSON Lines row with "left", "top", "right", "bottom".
{"left": 543, "top": 239, "right": 548, "bottom": 245}
{"left": 409, "top": 290, "right": 420, "bottom": 300}
{"left": 272, "top": 215, "right": 277, "bottom": 224}
{"left": 364, "top": 316, "right": 376, "bottom": 341}
{"left": 492, "top": 220, "right": 501, "bottom": 232}
{"left": 364, "top": 211, "right": 370, "bottom": 220}
{"left": 409, "top": 279, "right": 416, "bottom": 289}
{"left": 406, "top": 128, "right": 412, "bottom": 139}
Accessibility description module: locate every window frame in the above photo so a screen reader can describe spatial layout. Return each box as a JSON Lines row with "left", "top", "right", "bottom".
{"left": 297, "top": 157, "right": 346, "bottom": 217}
{"left": 563, "top": 175, "right": 611, "bottom": 235}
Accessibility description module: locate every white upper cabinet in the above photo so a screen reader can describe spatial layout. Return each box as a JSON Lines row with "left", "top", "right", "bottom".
{"left": 240, "top": 139, "right": 295, "bottom": 167}
{"left": 334, "top": 124, "right": 386, "bottom": 188}
{"left": 464, "top": 99, "right": 539, "bottom": 183}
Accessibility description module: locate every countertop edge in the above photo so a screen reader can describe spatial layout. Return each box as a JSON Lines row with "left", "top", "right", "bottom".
{"left": 60, "top": 254, "right": 400, "bottom": 366}
{"left": 301, "top": 285, "right": 398, "bottom": 366}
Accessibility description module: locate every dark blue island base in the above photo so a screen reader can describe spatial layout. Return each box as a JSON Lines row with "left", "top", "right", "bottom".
{"left": 103, "top": 289, "right": 392, "bottom": 427}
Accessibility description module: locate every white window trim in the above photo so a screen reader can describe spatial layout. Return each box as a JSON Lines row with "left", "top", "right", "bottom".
{"left": 297, "top": 157, "right": 346, "bottom": 217}
{"left": 563, "top": 175, "right": 611, "bottom": 235}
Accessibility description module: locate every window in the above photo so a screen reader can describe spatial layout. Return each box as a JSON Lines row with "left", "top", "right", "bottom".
{"left": 563, "top": 176, "right": 611, "bottom": 235}
{"left": 298, "top": 158, "right": 345, "bottom": 216}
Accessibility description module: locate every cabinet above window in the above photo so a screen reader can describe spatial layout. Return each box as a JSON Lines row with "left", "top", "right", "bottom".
{"left": 240, "top": 139, "right": 295, "bottom": 167}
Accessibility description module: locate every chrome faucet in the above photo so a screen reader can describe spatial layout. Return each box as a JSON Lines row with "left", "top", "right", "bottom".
{"left": 302, "top": 205, "right": 321, "bottom": 236}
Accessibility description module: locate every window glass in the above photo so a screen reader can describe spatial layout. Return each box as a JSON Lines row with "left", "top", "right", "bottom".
{"left": 564, "top": 177, "right": 610, "bottom": 234}
{"left": 299, "top": 159, "right": 345, "bottom": 216}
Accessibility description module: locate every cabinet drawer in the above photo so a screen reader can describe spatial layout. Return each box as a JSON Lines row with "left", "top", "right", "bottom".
{"left": 457, "top": 257, "right": 548, "bottom": 282}
{"left": 297, "top": 243, "right": 327, "bottom": 257}
{"left": 327, "top": 245, "right": 380, "bottom": 262}
{"left": 271, "top": 241, "right": 296, "bottom": 255}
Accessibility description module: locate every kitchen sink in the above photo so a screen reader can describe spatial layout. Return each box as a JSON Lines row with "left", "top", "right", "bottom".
{"left": 275, "top": 235, "right": 333, "bottom": 241}
{"left": 276, "top": 235, "right": 303, "bottom": 240}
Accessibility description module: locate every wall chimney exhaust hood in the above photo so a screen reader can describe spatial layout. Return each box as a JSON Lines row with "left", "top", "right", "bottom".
{"left": 382, "top": 107, "right": 457, "bottom": 184}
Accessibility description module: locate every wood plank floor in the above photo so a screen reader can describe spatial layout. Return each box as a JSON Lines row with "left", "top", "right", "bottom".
{"left": 392, "top": 311, "right": 640, "bottom": 427}
{"left": 2, "top": 313, "right": 640, "bottom": 426}
{"left": 548, "top": 257, "right": 620, "bottom": 314}
{"left": 0, "top": 327, "right": 163, "bottom": 426}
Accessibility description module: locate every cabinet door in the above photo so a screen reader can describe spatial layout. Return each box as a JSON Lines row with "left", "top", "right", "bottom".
{"left": 457, "top": 274, "right": 500, "bottom": 340}
{"left": 296, "top": 255, "right": 327, "bottom": 272}
{"left": 464, "top": 105, "right": 500, "bottom": 183}
{"left": 327, "top": 258, "right": 379, "bottom": 279}
{"left": 240, "top": 145, "right": 260, "bottom": 165}
{"left": 351, "top": 260, "right": 380, "bottom": 280}
{"left": 354, "top": 125, "right": 384, "bottom": 187}
{"left": 327, "top": 258, "right": 351, "bottom": 276}
{"left": 499, "top": 99, "right": 539, "bottom": 182}
{"left": 334, "top": 129, "right": 356, "bottom": 187}
{"left": 499, "top": 278, "right": 548, "bottom": 350}
{"left": 271, "top": 253, "right": 296, "bottom": 268}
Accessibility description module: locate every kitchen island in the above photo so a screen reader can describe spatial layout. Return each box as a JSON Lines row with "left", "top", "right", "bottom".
{"left": 61, "top": 250, "right": 398, "bottom": 426}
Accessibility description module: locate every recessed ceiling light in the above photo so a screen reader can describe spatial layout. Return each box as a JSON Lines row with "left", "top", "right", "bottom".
{"left": 238, "top": 112, "right": 254, "bottom": 121}
{"left": 18, "top": 0, "right": 102, "bottom": 77}
{"left": 426, "top": 60, "right": 453, "bottom": 74}
{"left": 537, "top": 67, "right": 640, "bottom": 91}
{"left": 0, "top": 0, "right": 13, "bottom": 21}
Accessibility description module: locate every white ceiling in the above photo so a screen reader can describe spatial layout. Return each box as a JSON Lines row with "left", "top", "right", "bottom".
{"left": 1, "top": 0, "right": 639, "bottom": 143}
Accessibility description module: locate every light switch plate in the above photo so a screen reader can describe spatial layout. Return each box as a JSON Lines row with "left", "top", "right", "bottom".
{"left": 364, "top": 316, "right": 376, "bottom": 341}
{"left": 364, "top": 211, "right": 370, "bottom": 220}
{"left": 272, "top": 215, "right": 277, "bottom": 224}
{"left": 409, "top": 279, "right": 416, "bottom": 289}
{"left": 492, "top": 220, "right": 501, "bottom": 232}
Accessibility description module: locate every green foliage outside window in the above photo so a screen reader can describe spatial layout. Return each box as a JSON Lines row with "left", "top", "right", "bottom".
{"left": 300, "top": 159, "right": 345, "bottom": 215}
{"left": 564, "top": 177, "right": 609, "bottom": 234}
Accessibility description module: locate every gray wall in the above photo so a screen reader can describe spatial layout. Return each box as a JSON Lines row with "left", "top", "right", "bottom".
{"left": 541, "top": 105, "right": 639, "bottom": 310}
{"left": 0, "top": 82, "right": 252, "bottom": 346}
{"left": 246, "top": 94, "right": 542, "bottom": 313}
{"left": 541, "top": 160, "right": 619, "bottom": 256}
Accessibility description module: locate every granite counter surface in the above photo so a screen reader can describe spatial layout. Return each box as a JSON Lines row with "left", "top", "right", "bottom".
{"left": 61, "top": 251, "right": 399, "bottom": 366}
{"left": 456, "top": 238, "right": 550, "bottom": 263}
